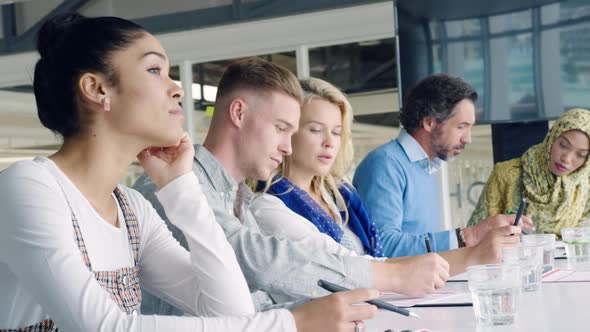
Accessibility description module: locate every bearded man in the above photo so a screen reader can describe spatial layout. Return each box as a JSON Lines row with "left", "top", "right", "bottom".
{"left": 353, "top": 74, "right": 533, "bottom": 257}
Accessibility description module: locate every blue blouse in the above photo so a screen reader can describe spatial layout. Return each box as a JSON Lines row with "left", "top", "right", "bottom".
{"left": 266, "top": 177, "right": 384, "bottom": 257}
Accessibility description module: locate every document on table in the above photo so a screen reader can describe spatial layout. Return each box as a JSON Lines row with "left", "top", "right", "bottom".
{"left": 380, "top": 290, "right": 472, "bottom": 307}
{"left": 543, "top": 268, "right": 590, "bottom": 282}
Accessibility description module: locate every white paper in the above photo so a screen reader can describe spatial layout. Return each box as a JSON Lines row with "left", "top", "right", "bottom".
{"left": 380, "top": 290, "right": 472, "bottom": 307}
{"left": 543, "top": 268, "right": 590, "bottom": 282}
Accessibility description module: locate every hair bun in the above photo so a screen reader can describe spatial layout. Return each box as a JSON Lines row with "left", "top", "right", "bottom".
{"left": 37, "top": 13, "right": 84, "bottom": 58}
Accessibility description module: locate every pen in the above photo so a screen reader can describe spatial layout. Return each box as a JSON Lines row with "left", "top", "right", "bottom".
{"left": 424, "top": 236, "right": 432, "bottom": 253}
{"left": 413, "top": 302, "right": 472, "bottom": 307}
{"left": 317, "top": 279, "right": 421, "bottom": 318}
{"left": 513, "top": 197, "right": 527, "bottom": 227}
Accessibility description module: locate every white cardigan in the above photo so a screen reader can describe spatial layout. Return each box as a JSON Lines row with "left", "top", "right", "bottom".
{"left": 0, "top": 158, "right": 295, "bottom": 331}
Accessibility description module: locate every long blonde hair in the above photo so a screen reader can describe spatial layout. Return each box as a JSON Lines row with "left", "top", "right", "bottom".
{"left": 261, "top": 77, "right": 354, "bottom": 223}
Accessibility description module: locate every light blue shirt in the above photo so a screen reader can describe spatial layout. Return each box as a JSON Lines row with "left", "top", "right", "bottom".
{"left": 353, "top": 130, "right": 457, "bottom": 257}
{"left": 397, "top": 130, "right": 443, "bottom": 175}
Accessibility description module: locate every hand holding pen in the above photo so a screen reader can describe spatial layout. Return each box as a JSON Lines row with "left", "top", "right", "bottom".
{"left": 318, "top": 279, "right": 421, "bottom": 319}
{"left": 506, "top": 197, "right": 535, "bottom": 235}
{"left": 463, "top": 207, "right": 535, "bottom": 246}
{"left": 292, "top": 285, "right": 379, "bottom": 332}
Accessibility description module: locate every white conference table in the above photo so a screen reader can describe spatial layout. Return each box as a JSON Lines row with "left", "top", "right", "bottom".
{"left": 366, "top": 259, "right": 590, "bottom": 332}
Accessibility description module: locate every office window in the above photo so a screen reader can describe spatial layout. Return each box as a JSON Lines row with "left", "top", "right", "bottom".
{"left": 558, "top": 22, "right": 590, "bottom": 110}
{"left": 489, "top": 10, "right": 532, "bottom": 34}
{"left": 189, "top": 52, "right": 296, "bottom": 110}
{"left": 445, "top": 18, "right": 481, "bottom": 38}
{"left": 309, "top": 38, "right": 397, "bottom": 94}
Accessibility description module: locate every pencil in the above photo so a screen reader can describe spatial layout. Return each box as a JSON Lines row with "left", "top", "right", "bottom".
{"left": 317, "top": 279, "right": 421, "bottom": 319}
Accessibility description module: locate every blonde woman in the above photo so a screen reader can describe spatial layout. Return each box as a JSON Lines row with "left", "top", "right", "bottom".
{"left": 251, "top": 77, "right": 381, "bottom": 257}
{"left": 250, "top": 77, "right": 522, "bottom": 275}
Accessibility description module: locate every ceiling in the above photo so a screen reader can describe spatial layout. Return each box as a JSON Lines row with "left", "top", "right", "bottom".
{"left": 397, "top": 0, "right": 560, "bottom": 20}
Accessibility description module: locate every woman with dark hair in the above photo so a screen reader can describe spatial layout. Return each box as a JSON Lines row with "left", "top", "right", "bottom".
{"left": 0, "top": 14, "right": 377, "bottom": 331}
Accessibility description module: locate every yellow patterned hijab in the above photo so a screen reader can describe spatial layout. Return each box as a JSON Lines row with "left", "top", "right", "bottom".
{"left": 521, "top": 108, "right": 590, "bottom": 234}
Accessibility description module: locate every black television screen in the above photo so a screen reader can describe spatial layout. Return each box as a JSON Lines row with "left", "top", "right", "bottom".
{"left": 396, "top": 0, "right": 590, "bottom": 124}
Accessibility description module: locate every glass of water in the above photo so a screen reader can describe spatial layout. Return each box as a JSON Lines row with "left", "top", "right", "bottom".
{"left": 561, "top": 227, "right": 590, "bottom": 262}
{"left": 502, "top": 245, "right": 544, "bottom": 292}
{"left": 467, "top": 264, "right": 521, "bottom": 326}
{"left": 521, "top": 234, "right": 556, "bottom": 273}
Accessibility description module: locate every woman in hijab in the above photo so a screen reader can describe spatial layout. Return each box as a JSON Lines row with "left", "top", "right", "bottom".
{"left": 468, "top": 108, "right": 590, "bottom": 235}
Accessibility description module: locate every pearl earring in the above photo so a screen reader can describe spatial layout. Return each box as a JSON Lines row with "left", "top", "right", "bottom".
{"left": 102, "top": 96, "right": 111, "bottom": 112}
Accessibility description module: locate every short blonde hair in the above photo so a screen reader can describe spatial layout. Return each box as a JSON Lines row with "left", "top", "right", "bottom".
{"left": 265, "top": 77, "right": 354, "bottom": 223}
{"left": 214, "top": 57, "right": 303, "bottom": 113}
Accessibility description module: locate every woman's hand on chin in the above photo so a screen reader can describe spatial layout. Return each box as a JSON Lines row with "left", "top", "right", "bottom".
{"left": 137, "top": 133, "right": 195, "bottom": 189}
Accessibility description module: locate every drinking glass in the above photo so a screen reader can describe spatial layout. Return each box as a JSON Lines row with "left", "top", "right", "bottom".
{"left": 521, "top": 234, "right": 556, "bottom": 273}
{"left": 467, "top": 264, "right": 522, "bottom": 326}
{"left": 561, "top": 227, "right": 590, "bottom": 262}
{"left": 502, "top": 245, "right": 544, "bottom": 292}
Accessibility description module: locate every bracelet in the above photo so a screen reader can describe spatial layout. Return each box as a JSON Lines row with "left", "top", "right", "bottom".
{"left": 455, "top": 227, "right": 467, "bottom": 248}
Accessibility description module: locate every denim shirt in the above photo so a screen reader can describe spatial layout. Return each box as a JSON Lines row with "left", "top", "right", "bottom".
{"left": 133, "top": 145, "right": 372, "bottom": 313}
